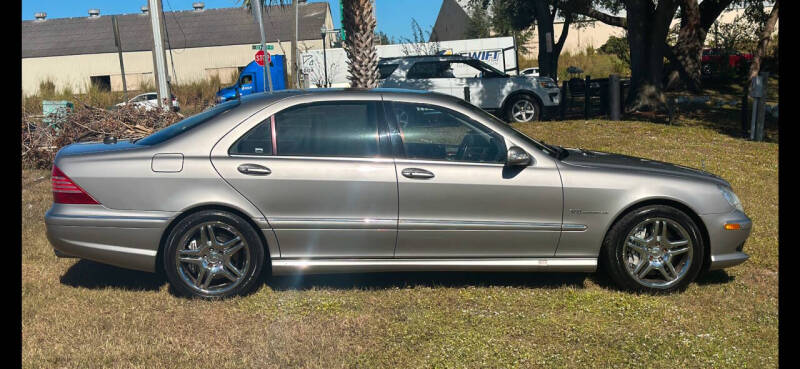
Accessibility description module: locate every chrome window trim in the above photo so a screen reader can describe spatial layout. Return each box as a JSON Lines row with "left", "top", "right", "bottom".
{"left": 228, "top": 154, "right": 394, "bottom": 163}
{"left": 393, "top": 159, "right": 507, "bottom": 168}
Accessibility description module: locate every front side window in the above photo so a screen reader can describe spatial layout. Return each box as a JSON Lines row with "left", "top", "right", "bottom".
{"left": 241, "top": 74, "right": 253, "bottom": 85}
{"left": 391, "top": 102, "right": 506, "bottom": 163}
{"left": 274, "top": 101, "right": 380, "bottom": 158}
{"left": 130, "top": 94, "right": 146, "bottom": 103}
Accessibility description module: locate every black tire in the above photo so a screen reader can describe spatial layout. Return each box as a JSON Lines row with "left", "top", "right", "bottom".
{"left": 505, "top": 94, "right": 541, "bottom": 123}
{"left": 601, "top": 205, "right": 704, "bottom": 293}
{"left": 163, "top": 210, "right": 266, "bottom": 299}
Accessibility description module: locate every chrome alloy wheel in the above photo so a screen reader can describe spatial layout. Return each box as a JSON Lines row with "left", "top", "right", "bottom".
{"left": 623, "top": 218, "right": 693, "bottom": 289}
{"left": 511, "top": 99, "right": 536, "bottom": 122}
{"left": 175, "top": 221, "right": 251, "bottom": 295}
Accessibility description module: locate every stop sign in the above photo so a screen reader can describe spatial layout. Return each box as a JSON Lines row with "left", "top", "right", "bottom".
{"left": 254, "top": 50, "right": 270, "bottom": 66}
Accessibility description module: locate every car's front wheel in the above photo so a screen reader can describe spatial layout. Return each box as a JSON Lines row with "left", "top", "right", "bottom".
{"left": 602, "top": 205, "right": 704, "bottom": 293}
{"left": 163, "top": 210, "right": 266, "bottom": 299}
{"left": 506, "top": 95, "right": 541, "bottom": 123}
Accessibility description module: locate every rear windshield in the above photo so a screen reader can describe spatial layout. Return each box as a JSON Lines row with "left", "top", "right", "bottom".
{"left": 136, "top": 100, "right": 240, "bottom": 145}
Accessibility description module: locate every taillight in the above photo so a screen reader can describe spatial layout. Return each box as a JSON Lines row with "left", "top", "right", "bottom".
{"left": 51, "top": 166, "right": 99, "bottom": 205}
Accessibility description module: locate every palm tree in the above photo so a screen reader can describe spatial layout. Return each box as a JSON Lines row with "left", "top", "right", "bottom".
{"left": 341, "top": 0, "right": 379, "bottom": 88}
{"left": 240, "top": 0, "right": 379, "bottom": 89}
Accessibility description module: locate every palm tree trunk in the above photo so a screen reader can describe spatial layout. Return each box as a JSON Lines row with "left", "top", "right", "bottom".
{"left": 342, "top": 0, "right": 379, "bottom": 88}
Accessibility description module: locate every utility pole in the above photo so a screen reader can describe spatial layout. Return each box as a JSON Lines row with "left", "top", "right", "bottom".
{"left": 292, "top": 0, "right": 299, "bottom": 88}
{"left": 148, "top": 0, "right": 171, "bottom": 108}
{"left": 111, "top": 15, "right": 128, "bottom": 99}
{"left": 253, "top": 0, "right": 274, "bottom": 92}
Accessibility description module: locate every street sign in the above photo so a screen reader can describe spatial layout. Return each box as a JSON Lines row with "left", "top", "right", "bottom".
{"left": 252, "top": 44, "right": 274, "bottom": 50}
{"left": 255, "top": 50, "right": 271, "bottom": 66}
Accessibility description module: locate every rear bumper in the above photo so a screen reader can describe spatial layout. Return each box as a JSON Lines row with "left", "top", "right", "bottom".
{"left": 45, "top": 204, "right": 176, "bottom": 272}
{"left": 701, "top": 210, "right": 752, "bottom": 271}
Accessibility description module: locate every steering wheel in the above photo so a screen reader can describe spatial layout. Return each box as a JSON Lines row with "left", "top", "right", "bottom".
{"left": 456, "top": 134, "right": 478, "bottom": 161}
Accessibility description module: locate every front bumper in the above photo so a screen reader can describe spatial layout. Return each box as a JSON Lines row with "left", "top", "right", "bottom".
{"left": 701, "top": 210, "right": 752, "bottom": 270}
{"left": 45, "top": 204, "right": 176, "bottom": 272}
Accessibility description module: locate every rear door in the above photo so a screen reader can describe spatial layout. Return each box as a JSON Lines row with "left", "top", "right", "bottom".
{"left": 385, "top": 99, "right": 563, "bottom": 258}
{"left": 211, "top": 97, "right": 398, "bottom": 258}
{"left": 402, "top": 61, "right": 453, "bottom": 96}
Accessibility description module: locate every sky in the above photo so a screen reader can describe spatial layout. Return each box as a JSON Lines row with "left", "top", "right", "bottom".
{"left": 21, "top": 0, "right": 443, "bottom": 41}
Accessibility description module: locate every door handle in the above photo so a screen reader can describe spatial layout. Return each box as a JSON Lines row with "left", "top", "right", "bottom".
{"left": 237, "top": 163, "right": 271, "bottom": 176}
{"left": 401, "top": 168, "right": 434, "bottom": 179}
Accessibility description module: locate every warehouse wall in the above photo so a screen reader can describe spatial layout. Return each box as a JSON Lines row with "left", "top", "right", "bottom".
{"left": 22, "top": 38, "right": 329, "bottom": 95}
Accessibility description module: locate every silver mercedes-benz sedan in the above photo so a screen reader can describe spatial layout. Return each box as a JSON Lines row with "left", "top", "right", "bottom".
{"left": 45, "top": 89, "right": 751, "bottom": 298}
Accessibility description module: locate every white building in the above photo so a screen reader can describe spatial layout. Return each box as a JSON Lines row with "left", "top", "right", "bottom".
{"left": 22, "top": 2, "right": 335, "bottom": 96}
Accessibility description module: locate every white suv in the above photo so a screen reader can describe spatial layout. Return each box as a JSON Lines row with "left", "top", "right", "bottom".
{"left": 378, "top": 55, "right": 560, "bottom": 122}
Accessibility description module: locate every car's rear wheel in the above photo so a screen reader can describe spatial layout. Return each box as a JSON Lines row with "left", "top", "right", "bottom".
{"left": 506, "top": 95, "right": 540, "bottom": 123}
{"left": 163, "top": 210, "right": 265, "bottom": 299}
{"left": 602, "top": 205, "right": 704, "bottom": 293}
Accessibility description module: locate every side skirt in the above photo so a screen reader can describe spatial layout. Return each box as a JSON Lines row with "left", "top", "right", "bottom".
{"left": 270, "top": 258, "right": 597, "bottom": 275}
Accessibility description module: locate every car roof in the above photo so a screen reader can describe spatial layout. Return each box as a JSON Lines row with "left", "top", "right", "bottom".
{"left": 233, "top": 88, "right": 451, "bottom": 112}
{"left": 378, "top": 55, "right": 477, "bottom": 63}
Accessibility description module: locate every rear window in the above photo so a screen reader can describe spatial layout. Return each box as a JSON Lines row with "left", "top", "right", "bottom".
{"left": 136, "top": 100, "right": 240, "bottom": 145}
{"left": 378, "top": 64, "right": 398, "bottom": 79}
{"left": 274, "top": 101, "right": 380, "bottom": 158}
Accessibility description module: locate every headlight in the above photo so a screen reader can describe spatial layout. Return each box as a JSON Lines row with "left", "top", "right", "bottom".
{"left": 538, "top": 78, "right": 558, "bottom": 89}
{"left": 717, "top": 185, "right": 744, "bottom": 212}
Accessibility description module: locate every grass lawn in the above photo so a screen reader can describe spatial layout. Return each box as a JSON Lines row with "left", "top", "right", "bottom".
{"left": 21, "top": 119, "right": 778, "bottom": 368}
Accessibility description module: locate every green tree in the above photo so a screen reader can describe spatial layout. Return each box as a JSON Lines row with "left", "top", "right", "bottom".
{"left": 598, "top": 35, "right": 630, "bottom": 68}
{"left": 492, "top": 0, "right": 580, "bottom": 80}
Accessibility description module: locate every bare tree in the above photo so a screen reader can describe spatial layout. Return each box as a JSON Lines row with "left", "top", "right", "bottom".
{"left": 399, "top": 19, "right": 442, "bottom": 56}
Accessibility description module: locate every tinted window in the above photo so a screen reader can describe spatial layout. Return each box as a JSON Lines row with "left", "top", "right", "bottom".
{"left": 378, "top": 64, "right": 398, "bottom": 79}
{"left": 407, "top": 61, "right": 453, "bottom": 79}
{"left": 136, "top": 100, "right": 240, "bottom": 145}
{"left": 230, "top": 119, "right": 272, "bottom": 156}
{"left": 392, "top": 102, "right": 506, "bottom": 163}
{"left": 241, "top": 74, "right": 253, "bottom": 85}
{"left": 275, "top": 102, "right": 379, "bottom": 158}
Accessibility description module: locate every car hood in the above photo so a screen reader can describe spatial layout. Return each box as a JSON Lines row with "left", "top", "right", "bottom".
{"left": 559, "top": 148, "right": 729, "bottom": 187}
{"left": 217, "top": 85, "right": 237, "bottom": 100}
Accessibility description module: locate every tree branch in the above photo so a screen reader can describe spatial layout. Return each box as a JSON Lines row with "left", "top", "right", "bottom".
{"left": 573, "top": 7, "right": 627, "bottom": 29}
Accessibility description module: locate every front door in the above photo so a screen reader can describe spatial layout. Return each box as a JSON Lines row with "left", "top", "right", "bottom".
{"left": 386, "top": 100, "right": 563, "bottom": 258}
{"left": 212, "top": 99, "right": 398, "bottom": 258}
{"left": 448, "top": 60, "right": 507, "bottom": 109}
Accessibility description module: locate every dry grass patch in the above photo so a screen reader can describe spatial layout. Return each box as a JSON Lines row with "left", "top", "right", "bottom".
{"left": 22, "top": 119, "right": 777, "bottom": 368}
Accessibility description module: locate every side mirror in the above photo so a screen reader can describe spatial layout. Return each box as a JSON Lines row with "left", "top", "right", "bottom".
{"left": 506, "top": 146, "right": 532, "bottom": 166}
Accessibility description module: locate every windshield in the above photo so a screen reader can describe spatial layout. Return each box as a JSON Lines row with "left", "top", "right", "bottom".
{"left": 453, "top": 99, "right": 561, "bottom": 158}
{"left": 467, "top": 59, "right": 508, "bottom": 78}
{"left": 136, "top": 100, "right": 240, "bottom": 145}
